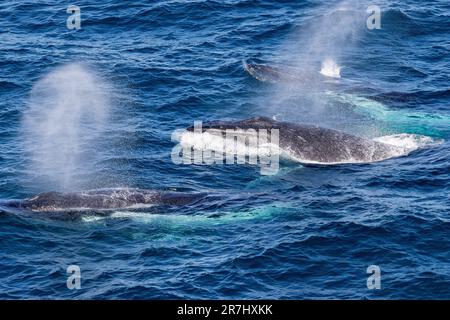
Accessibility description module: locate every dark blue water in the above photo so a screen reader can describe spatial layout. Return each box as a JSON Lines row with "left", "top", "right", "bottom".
{"left": 0, "top": 0, "right": 449, "bottom": 299}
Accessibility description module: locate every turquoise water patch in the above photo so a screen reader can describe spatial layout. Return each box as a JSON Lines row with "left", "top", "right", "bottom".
{"left": 328, "top": 92, "right": 449, "bottom": 138}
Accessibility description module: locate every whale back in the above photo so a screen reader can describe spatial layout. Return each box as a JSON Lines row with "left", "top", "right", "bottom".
{"left": 19, "top": 189, "right": 159, "bottom": 211}
{"left": 192, "top": 117, "right": 401, "bottom": 164}
{"left": 244, "top": 62, "right": 326, "bottom": 84}
{"left": 14, "top": 189, "right": 205, "bottom": 213}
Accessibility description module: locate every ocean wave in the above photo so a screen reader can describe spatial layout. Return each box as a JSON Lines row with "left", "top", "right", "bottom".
{"left": 0, "top": 80, "right": 22, "bottom": 90}
{"left": 1, "top": 0, "right": 449, "bottom": 300}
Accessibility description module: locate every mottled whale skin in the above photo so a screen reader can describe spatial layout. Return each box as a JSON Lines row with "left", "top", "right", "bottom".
{"left": 244, "top": 61, "right": 327, "bottom": 84}
{"left": 188, "top": 117, "right": 403, "bottom": 164}
{"left": 2, "top": 188, "right": 206, "bottom": 220}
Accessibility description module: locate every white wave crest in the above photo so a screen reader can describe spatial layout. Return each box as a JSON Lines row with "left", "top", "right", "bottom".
{"left": 178, "top": 131, "right": 282, "bottom": 158}
{"left": 320, "top": 58, "right": 341, "bottom": 78}
{"left": 373, "top": 134, "right": 439, "bottom": 153}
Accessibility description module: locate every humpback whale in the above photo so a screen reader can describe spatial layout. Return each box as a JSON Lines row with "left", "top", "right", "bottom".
{"left": 244, "top": 61, "right": 332, "bottom": 84}
{"left": 243, "top": 61, "right": 364, "bottom": 91}
{"left": 185, "top": 117, "right": 413, "bottom": 164}
{"left": 1, "top": 188, "right": 206, "bottom": 220}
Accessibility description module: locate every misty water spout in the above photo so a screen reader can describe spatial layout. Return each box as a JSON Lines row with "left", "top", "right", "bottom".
{"left": 262, "top": 1, "right": 368, "bottom": 130}
{"left": 22, "top": 63, "right": 111, "bottom": 190}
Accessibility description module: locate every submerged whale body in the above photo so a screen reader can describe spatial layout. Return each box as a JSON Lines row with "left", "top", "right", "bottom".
{"left": 2, "top": 188, "right": 206, "bottom": 220}
{"left": 244, "top": 62, "right": 300, "bottom": 83}
{"left": 186, "top": 117, "right": 411, "bottom": 164}
{"left": 244, "top": 61, "right": 331, "bottom": 84}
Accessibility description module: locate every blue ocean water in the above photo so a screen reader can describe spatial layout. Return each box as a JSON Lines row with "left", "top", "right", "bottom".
{"left": 0, "top": 0, "right": 449, "bottom": 299}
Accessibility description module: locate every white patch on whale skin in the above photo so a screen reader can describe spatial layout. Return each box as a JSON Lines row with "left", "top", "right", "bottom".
{"left": 178, "top": 131, "right": 283, "bottom": 159}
